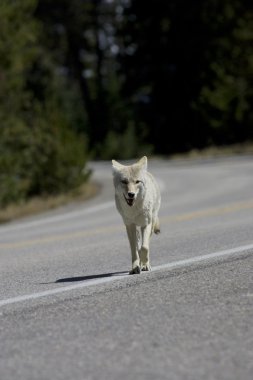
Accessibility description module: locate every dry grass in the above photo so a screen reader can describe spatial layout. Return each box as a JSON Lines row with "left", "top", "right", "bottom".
{"left": 0, "top": 181, "right": 99, "bottom": 224}
{"left": 169, "top": 142, "right": 253, "bottom": 160}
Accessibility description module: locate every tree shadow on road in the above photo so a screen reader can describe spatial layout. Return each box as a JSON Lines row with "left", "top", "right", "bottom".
{"left": 55, "top": 271, "right": 128, "bottom": 283}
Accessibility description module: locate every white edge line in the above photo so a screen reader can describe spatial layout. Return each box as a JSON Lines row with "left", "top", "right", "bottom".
{"left": 0, "top": 201, "right": 114, "bottom": 234}
{"left": 0, "top": 243, "right": 253, "bottom": 308}
{"left": 154, "top": 243, "right": 253, "bottom": 271}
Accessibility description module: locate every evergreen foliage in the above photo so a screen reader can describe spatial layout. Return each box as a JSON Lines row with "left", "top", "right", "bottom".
{"left": 0, "top": 0, "right": 89, "bottom": 207}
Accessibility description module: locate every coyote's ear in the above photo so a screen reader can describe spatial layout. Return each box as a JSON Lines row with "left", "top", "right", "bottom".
{"left": 137, "top": 156, "right": 147, "bottom": 171}
{"left": 112, "top": 159, "right": 124, "bottom": 172}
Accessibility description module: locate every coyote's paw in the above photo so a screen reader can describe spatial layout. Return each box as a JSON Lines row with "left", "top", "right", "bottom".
{"left": 141, "top": 263, "right": 152, "bottom": 272}
{"left": 139, "top": 246, "right": 151, "bottom": 272}
{"left": 129, "top": 265, "right": 141, "bottom": 275}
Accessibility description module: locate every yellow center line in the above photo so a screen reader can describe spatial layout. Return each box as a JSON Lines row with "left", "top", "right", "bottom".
{"left": 160, "top": 199, "right": 253, "bottom": 223}
{"left": 1, "top": 198, "right": 253, "bottom": 250}
{"left": 0, "top": 225, "right": 124, "bottom": 250}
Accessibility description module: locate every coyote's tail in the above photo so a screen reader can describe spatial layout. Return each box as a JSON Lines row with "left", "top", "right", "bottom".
{"left": 153, "top": 218, "right": 161, "bottom": 234}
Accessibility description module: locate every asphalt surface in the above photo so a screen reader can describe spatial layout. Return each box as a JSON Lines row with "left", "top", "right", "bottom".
{"left": 0, "top": 156, "right": 253, "bottom": 380}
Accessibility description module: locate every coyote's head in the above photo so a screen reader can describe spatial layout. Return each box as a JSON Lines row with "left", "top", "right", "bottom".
{"left": 112, "top": 156, "right": 147, "bottom": 207}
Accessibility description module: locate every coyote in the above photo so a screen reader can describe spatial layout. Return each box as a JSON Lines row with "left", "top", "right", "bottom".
{"left": 112, "top": 156, "right": 161, "bottom": 274}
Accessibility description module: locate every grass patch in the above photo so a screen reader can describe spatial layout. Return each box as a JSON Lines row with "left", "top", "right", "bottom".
{"left": 0, "top": 181, "right": 99, "bottom": 224}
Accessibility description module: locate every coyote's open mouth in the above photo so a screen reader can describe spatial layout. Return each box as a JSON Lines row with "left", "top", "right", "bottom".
{"left": 124, "top": 194, "right": 135, "bottom": 206}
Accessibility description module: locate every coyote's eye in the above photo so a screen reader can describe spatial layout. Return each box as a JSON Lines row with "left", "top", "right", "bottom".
{"left": 135, "top": 180, "right": 141, "bottom": 184}
{"left": 121, "top": 179, "right": 128, "bottom": 185}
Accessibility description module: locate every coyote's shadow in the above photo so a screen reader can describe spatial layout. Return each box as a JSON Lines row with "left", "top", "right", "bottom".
{"left": 55, "top": 271, "right": 128, "bottom": 283}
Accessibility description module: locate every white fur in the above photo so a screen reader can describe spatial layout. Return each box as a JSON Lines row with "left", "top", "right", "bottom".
{"left": 112, "top": 156, "right": 161, "bottom": 274}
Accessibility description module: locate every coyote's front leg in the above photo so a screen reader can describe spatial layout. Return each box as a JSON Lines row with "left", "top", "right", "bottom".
{"left": 139, "top": 223, "right": 152, "bottom": 271}
{"left": 126, "top": 224, "right": 140, "bottom": 274}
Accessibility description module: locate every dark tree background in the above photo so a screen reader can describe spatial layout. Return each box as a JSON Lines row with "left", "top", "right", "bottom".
{"left": 0, "top": 0, "right": 252, "bottom": 205}
{"left": 119, "top": 0, "right": 253, "bottom": 153}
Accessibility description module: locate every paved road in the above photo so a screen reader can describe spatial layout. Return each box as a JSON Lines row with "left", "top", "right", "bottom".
{"left": 0, "top": 156, "right": 253, "bottom": 380}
